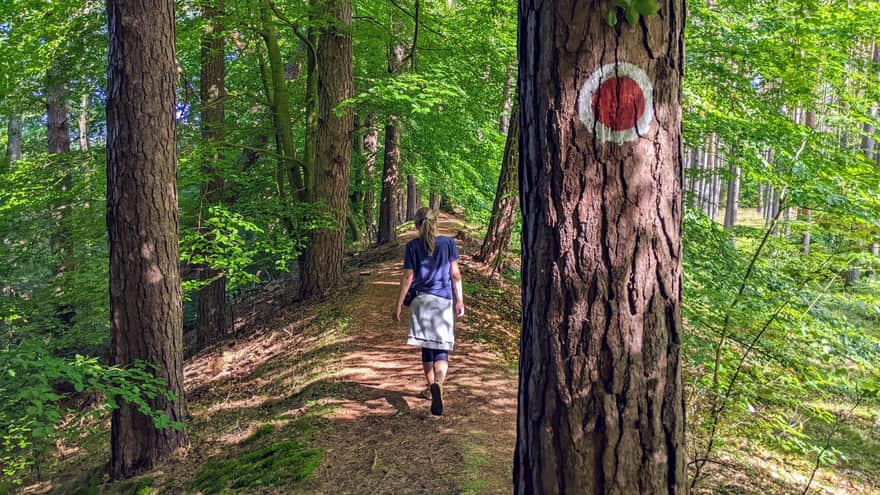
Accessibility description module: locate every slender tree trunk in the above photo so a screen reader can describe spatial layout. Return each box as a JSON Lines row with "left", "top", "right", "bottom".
{"left": 5, "top": 114, "right": 22, "bottom": 166}
{"left": 377, "top": 43, "right": 405, "bottom": 243}
{"left": 514, "top": 1, "right": 686, "bottom": 492}
{"left": 260, "top": 0, "right": 303, "bottom": 205}
{"left": 757, "top": 183, "right": 765, "bottom": 214}
{"left": 363, "top": 113, "right": 378, "bottom": 241}
{"left": 47, "top": 65, "right": 74, "bottom": 324}
{"left": 396, "top": 182, "right": 406, "bottom": 224}
{"left": 78, "top": 93, "right": 89, "bottom": 151}
{"left": 710, "top": 145, "right": 722, "bottom": 220}
{"left": 299, "top": 0, "right": 354, "bottom": 298}
{"left": 303, "top": 15, "right": 319, "bottom": 197}
{"left": 499, "top": 64, "right": 515, "bottom": 134}
{"left": 378, "top": 119, "right": 400, "bottom": 244}
{"left": 430, "top": 190, "right": 440, "bottom": 211}
{"left": 106, "top": 0, "right": 185, "bottom": 478}
{"left": 47, "top": 74, "right": 71, "bottom": 156}
{"left": 723, "top": 158, "right": 740, "bottom": 230}
{"left": 405, "top": 174, "right": 417, "bottom": 221}
{"left": 476, "top": 105, "right": 519, "bottom": 269}
{"left": 196, "top": 0, "right": 229, "bottom": 348}
{"left": 801, "top": 209, "right": 812, "bottom": 254}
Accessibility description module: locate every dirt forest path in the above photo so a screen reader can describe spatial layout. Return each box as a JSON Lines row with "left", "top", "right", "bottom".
{"left": 303, "top": 214, "right": 519, "bottom": 494}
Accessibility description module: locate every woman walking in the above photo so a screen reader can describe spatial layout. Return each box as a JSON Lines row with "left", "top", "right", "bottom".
{"left": 393, "top": 207, "right": 465, "bottom": 416}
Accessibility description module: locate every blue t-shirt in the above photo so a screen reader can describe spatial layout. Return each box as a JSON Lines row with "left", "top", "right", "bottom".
{"left": 403, "top": 236, "right": 460, "bottom": 300}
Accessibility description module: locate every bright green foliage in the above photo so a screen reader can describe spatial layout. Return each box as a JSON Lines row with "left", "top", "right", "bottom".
{"left": 1, "top": 0, "right": 880, "bottom": 490}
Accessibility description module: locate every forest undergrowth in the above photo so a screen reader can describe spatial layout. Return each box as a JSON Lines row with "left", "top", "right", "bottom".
{"left": 4, "top": 214, "right": 877, "bottom": 495}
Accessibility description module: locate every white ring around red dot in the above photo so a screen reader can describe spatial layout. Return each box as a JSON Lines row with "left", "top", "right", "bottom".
{"left": 578, "top": 62, "right": 654, "bottom": 144}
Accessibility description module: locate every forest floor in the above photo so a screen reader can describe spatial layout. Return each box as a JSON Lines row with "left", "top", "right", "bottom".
{"left": 20, "top": 213, "right": 880, "bottom": 495}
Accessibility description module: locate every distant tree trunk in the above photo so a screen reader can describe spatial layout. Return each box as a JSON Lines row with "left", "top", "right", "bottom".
{"left": 377, "top": 43, "right": 405, "bottom": 243}
{"left": 757, "top": 183, "right": 765, "bottom": 214}
{"left": 47, "top": 73, "right": 71, "bottom": 155}
{"left": 692, "top": 147, "right": 704, "bottom": 209}
{"left": 514, "top": 0, "right": 686, "bottom": 492}
{"left": 106, "top": 0, "right": 185, "bottom": 478}
{"left": 362, "top": 113, "right": 378, "bottom": 241}
{"left": 303, "top": 19, "right": 319, "bottom": 196}
{"left": 378, "top": 119, "right": 400, "bottom": 244}
{"left": 430, "top": 190, "right": 440, "bottom": 211}
{"left": 5, "top": 114, "right": 22, "bottom": 165}
{"left": 196, "top": 0, "right": 230, "bottom": 349}
{"left": 396, "top": 182, "right": 406, "bottom": 224}
{"left": 299, "top": 0, "right": 354, "bottom": 298}
{"left": 499, "top": 64, "right": 514, "bottom": 134}
{"left": 260, "top": 0, "right": 302, "bottom": 209}
{"left": 405, "top": 174, "right": 417, "bottom": 221}
{"left": 801, "top": 208, "right": 812, "bottom": 254}
{"left": 78, "top": 93, "right": 89, "bottom": 151}
{"left": 476, "top": 105, "right": 519, "bottom": 269}
{"left": 710, "top": 144, "right": 722, "bottom": 220}
{"left": 47, "top": 64, "right": 74, "bottom": 324}
{"left": 723, "top": 158, "right": 740, "bottom": 230}
{"left": 862, "top": 42, "right": 879, "bottom": 161}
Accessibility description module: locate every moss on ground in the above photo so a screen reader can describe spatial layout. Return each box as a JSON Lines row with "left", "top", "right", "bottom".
{"left": 192, "top": 429, "right": 323, "bottom": 494}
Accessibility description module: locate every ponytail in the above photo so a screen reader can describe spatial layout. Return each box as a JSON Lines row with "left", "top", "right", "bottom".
{"left": 415, "top": 207, "right": 438, "bottom": 255}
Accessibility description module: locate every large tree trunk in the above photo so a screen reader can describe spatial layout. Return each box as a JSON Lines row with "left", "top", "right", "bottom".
{"left": 106, "top": 0, "right": 185, "bottom": 478}
{"left": 476, "top": 105, "right": 519, "bottom": 269}
{"left": 298, "top": 0, "right": 354, "bottom": 298}
{"left": 5, "top": 114, "right": 22, "bottom": 166}
{"left": 377, "top": 119, "right": 400, "bottom": 244}
{"left": 514, "top": 1, "right": 686, "bottom": 493}
{"left": 405, "top": 174, "right": 417, "bottom": 221}
{"left": 362, "top": 113, "right": 378, "bottom": 241}
{"left": 196, "top": 0, "right": 230, "bottom": 349}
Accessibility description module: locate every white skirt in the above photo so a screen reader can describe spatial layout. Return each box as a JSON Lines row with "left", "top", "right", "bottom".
{"left": 407, "top": 293, "right": 455, "bottom": 351}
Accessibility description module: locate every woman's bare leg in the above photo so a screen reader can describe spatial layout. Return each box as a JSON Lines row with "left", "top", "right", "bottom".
{"left": 433, "top": 360, "right": 448, "bottom": 385}
{"left": 423, "top": 362, "right": 435, "bottom": 385}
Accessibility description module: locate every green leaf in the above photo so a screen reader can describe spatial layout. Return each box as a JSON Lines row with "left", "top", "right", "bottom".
{"left": 634, "top": 0, "right": 660, "bottom": 16}
{"left": 607, "top": 9, "right": 618, "bottom": 27}
{"left": 625, "top": 5, "right": 640, "bottom": 25}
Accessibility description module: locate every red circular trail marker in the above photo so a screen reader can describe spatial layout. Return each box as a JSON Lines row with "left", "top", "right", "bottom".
{"left": 578, "top": 63, "right": 654, "bottom": 144}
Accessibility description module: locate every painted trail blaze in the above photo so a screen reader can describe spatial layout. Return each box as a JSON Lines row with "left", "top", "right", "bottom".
{"left": 592, "top": 76, "right": 645, "bottom": 131}
{"left": 578, "top": 62, "right": 654, "bottom": 144}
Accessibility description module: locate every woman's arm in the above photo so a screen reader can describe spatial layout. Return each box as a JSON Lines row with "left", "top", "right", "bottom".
{"left": 393, "top": 269, "right": 415, "bottom": 321}
{"left": 450, "top": 260, "right": 465, "bottom": 317}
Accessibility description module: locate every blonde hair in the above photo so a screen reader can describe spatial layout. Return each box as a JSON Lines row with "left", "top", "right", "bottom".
{"left": 414, "top": 207, "right": 438, "bottom": 255}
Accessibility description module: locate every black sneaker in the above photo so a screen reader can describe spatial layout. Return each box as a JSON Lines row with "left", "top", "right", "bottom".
{"left": 430, "top": 383, "right": 444, "bottom": 416}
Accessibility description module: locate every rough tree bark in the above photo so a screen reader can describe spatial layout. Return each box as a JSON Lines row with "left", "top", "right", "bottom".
{"left": 405, "top": 174, "right": 417, "bottom": 221}
{"left": 476, "top": 105, "right": 519, "bottom": 269}
{"left": 514, "top": 1, "right": 686, "bottom": 493}
{"left": 196, "top": 0, "right": 230, "bottom": 348}
{"left": 378, "top": 119, "right": 400, "bottom": 244}
{"left": 106, "top": 0, "right": 185, "bottom": 478}
{"left": 363, "top": 113, "right": 379, "bottom": 241}
{"left": 298, "top": 0, "right": 354, "bottom": 298}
